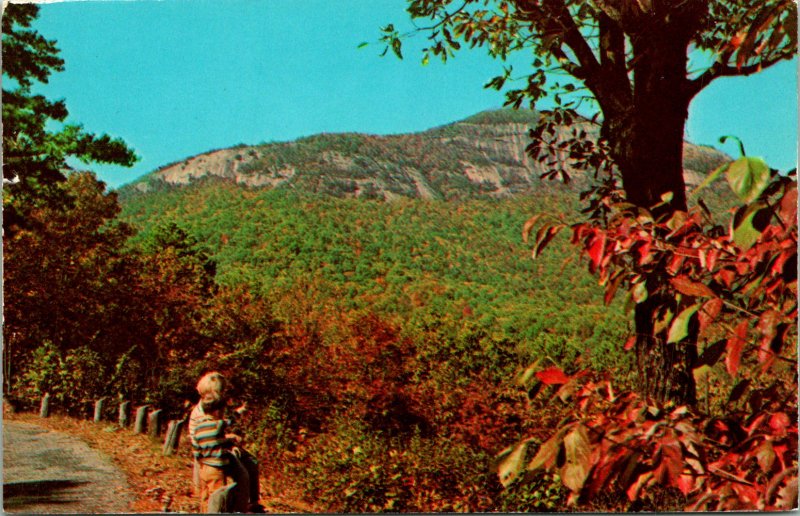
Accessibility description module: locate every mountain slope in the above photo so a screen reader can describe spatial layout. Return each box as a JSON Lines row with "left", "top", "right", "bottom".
{"left": 118, "top": 109, "right": 730, "bottom": 201}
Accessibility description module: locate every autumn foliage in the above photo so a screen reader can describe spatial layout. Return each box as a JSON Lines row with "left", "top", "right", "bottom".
{"left": 508, "top": 159, "right": 797, "bottom": 510}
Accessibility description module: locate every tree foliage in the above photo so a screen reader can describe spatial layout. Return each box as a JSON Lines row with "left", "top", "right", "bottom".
{"left": 2, "top": 3, "right": 137, "bottom": 235}
{"left": 504, "top": 160, "right": 797, "bottom": 510}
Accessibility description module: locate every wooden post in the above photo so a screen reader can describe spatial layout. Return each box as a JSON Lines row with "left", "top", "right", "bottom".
{"left": 162, "top": 419, "right": 184, "bottom": 456}
{"left": 39, "top": 393, "right": 51, "bottom": 418}
{"left": 207, "top": 482, "right": 237, "bottom": 513}
{"left": 93, "top": 398, "right": 105, "bottom": 423}
{"left": 118, "top": 401, "right": 131, "bottom": 428}
{"left": 134, "top": 405, "right": 149, "bottom": 434}
{"left": 148, "top": 409, "right": 163, "bottom": 438}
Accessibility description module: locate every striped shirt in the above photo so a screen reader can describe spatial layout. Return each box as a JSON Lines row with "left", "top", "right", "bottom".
{"left": 191, "top": 416, "right": 234, "bottom": 467}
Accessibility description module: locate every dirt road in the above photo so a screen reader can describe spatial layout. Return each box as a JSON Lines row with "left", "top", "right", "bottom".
{"left": 4, "top": 420, "right": 133, "bottom": 513}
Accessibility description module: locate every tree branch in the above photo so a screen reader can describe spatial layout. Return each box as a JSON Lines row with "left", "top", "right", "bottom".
{"left": 513, "top": 0, "right": 600, "bottom": 80}
{"left": 686, "top": 50, "right": 794, "bottom": 99}
{"left": 598, "top": 12, "right": 632, "bottom": 105}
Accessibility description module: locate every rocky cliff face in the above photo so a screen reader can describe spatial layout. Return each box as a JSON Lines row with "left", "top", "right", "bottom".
{"left": 121, "top": 110, "right": 731, "bottom": 201}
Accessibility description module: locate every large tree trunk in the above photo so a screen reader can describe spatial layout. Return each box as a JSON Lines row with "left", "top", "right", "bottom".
{"left": 602, "top": 23, "right": 698, "bottom": 405}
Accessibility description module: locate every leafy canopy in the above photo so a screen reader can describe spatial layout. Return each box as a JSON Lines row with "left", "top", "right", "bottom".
{"left": 2, "top": 3, "right": 137, "bottom": 234}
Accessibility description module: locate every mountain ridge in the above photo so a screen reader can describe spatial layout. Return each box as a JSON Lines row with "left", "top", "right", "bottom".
{"left": 118, "top": 109, "right": 731, "bottom": 202}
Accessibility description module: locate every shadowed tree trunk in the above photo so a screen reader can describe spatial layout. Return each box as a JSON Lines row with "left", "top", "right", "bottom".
{"left": 595, "top": 7, "right": 705, "bottom": 405}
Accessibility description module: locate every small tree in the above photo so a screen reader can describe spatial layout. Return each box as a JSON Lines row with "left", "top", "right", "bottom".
{"left": 384, "top": 0, "right": 796, "bottom": 403}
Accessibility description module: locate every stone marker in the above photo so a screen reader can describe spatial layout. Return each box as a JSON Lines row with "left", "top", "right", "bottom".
{"left": 93, "top": 398, "right": 105, "bottom": 423}
{"left": 148, "top": 409, "right": 163, "bottom": 438}
{"left": 207, "top": 482, "right": 237, "bottom": 513}
{"left": 119, "top": 401, "right": 131, "bottom": 427}
{"left": 162, "top": 419, "right": 184, "bottom": 456}
{"left": 134, "top": 405, "right": 149, "bottom": 434}
{"left": 39, "top": 393, "right": 50, "bottom": 418}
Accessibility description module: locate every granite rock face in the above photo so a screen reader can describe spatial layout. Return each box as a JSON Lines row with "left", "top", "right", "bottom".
{"left": 120, "top": 109, "right": 730, "bottom": 202}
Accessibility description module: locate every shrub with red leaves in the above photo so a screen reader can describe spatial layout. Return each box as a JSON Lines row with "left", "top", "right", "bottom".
{"left": 508, "top": 159, "right": 797, "bottom": 510}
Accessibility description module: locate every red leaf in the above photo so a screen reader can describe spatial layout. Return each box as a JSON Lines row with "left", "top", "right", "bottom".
{"left": 698, "top": 298, "right": 724, "bottom": 333}
{"left": 670, "top": 275, "right": 717, "bottom": 298}
{"left": 677, "top": 474, "right": 694, "bottom": 496}
{"left": 757, "top": 310, "right": 782, "bottom": 365}
{"left": 522, "top": 214, "right": 543, "bottom": 243}
{"left": 769, "top": 413, "right": 790, "bottom": 435}
{"left": 533, "top": 224, "right": 565, "bottom": 260}
{"left": 756, "top": 440, "right": 776, "bottom": 472}
{"left": 624, "top": 335, "right": 636, "bottom": 351}
{"left": 626, "top": 471, "right": 653, "bottom": 502}
{"left": 757, "top": 309, "right": 781, "bottom": 339}
{"left": 667, "top": 254, "right": 684, "bottom": 275}
{"left": 779, "top": 184, "right": 797, "bottom": 226}
{"left": 604, "top": 272, "right": 624, "bottom": 305}
{"left": 725, "top": 321, "right": 748, "bottom": 377}
{"left": 769, "top": 250, "right": 790, "bottom": 277}
{"left": 717, "top": 267, "right": 737, "bottom": 288}
{"left": 587, "top": 232, "right": 606, "bottom": 272}
{"left": 636, "top": 239, "right": 653, "bottom": 265}
{"left": 536, "top": 366, "right": 570, "bottom": 385}
{"left": 658, "top": 441, "right": 683, "bottom": 487}
{"left": 706, "top": 248, "right": 719, "bottom": 271}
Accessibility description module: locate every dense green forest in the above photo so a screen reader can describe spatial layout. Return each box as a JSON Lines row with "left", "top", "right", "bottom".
{"left": 120, "top": 183, "right": 630, "bottom": 374}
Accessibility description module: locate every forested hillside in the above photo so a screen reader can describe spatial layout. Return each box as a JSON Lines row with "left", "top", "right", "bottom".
{"left": 121, "top": 183, "right": 629, "bottom": 373}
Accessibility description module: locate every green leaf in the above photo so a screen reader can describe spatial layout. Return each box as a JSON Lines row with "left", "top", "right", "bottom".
{"left": 560, "top": 424, "right": 591, "bottom": 492}
{"left": 632, "top": 281, "right": 648, "bottom": 304}
{"left": 731, "top": 202, "right": 769, "bottom": 250}
{"left": 726, "top": 156, "right": 770, "bottom": 203}
{"left": 496, "top": 439, "right": 533, "bottom": 487}
{"left": 391, "top": 37, "right": 403, "bottom": 59}
{"left": 689, "top": 162, "right": 729, "bottom": 198}
{"left": 528, "top": 432, "right": 563, "bottom": 472}
{"left": 357, "top": 41, "right": 369, "bottom": 49}
{"left": 515, "top": 359, "right": 541, "bottom": 388}
{"left": 667, "top": 303, "right": 701, "bottom": 343}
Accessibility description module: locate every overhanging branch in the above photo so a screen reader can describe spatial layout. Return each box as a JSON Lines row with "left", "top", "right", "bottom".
{"left": 686, "top": 51, "right": 794, "bottom": 99}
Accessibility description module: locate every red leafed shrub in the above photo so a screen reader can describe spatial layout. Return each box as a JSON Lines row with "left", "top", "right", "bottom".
{"left": 509, "top": 160, "right": 797, "bottom": 510}
{"left": 499, "top": 370, "right": 797, "bottom": 510}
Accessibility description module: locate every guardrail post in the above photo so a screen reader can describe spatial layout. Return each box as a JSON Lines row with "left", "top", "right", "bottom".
{"left": 39, "top": 393, "right": 50, "bottom": 418}
{"left": 118, "top": 401, "right": 130, "bottom": 427}
{"left": 93, "top": 398, "right": 105, "bottom": 423}
{"left": 134, "top": 405, "right": 149, "bottom": 434}
{"left": 162, "top": 419, "right": 184, "bottom": 455}
{"left": 148, "top": 409, "right": 163, "bottom": 438}
{"left": 207, "top": 482, "right": 237, "bottom": 513}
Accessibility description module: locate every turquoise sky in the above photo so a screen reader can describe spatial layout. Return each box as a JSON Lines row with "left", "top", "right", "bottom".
{"left": 30, "top": 0, "right": 798, "bottom": 189}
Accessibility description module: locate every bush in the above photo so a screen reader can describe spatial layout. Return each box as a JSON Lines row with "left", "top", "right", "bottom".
{"left": 296, "top": 415, "right": 500, "bottom": 512}
{"left": 14, "top": 343, "right": 110, "bottom": 416}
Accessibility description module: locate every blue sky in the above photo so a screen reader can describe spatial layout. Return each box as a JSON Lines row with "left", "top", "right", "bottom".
{"left": 30, "top": 0, "right": 798, "bottom": 189}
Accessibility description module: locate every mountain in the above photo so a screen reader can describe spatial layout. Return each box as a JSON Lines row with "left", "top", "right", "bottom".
{"left": 117, "top": 109, "right": 731, "bottom": 201}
